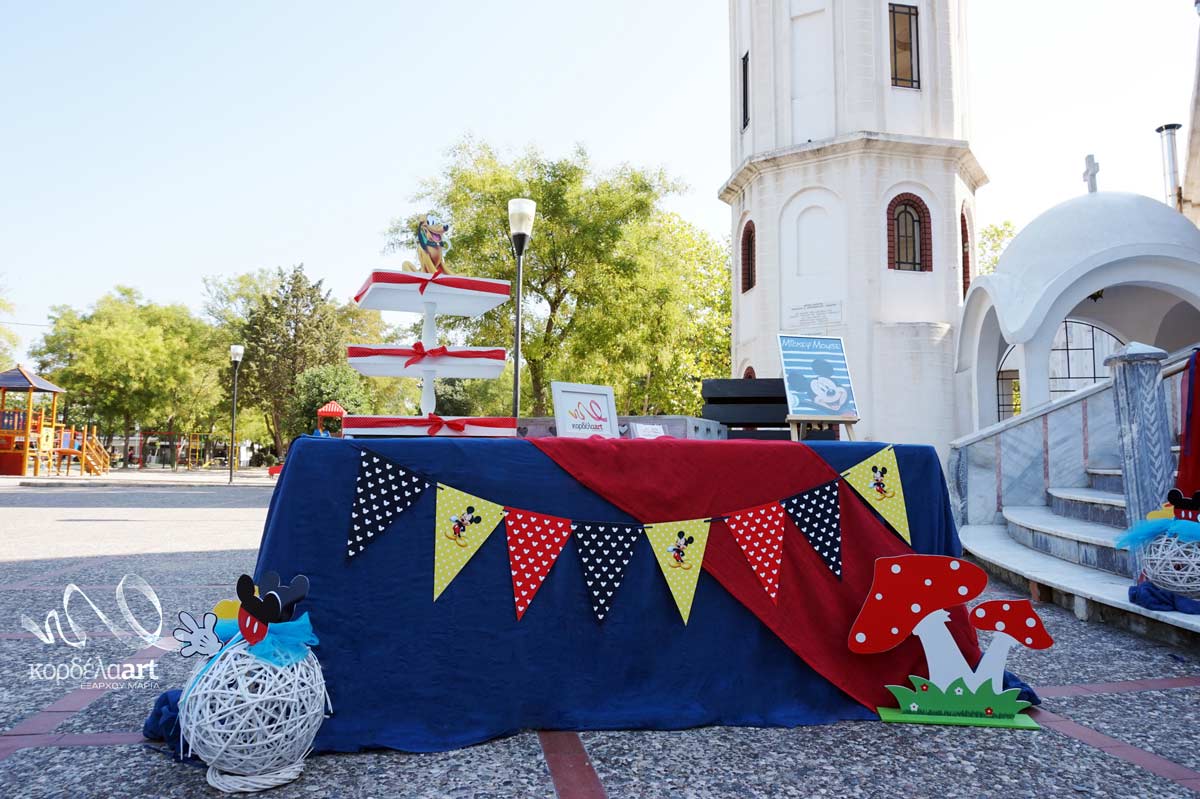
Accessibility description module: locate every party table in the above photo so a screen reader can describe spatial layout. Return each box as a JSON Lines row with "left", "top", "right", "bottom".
{"left": 253, "top": 435, "right": 985, "bottom": 753}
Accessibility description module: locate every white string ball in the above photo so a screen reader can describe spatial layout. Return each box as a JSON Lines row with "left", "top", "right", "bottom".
{"left": 1137, "top": 535, "right": 1200, "bottom": 598}
{"left": 179, "top": 640, "right": 330, "bottom": 793}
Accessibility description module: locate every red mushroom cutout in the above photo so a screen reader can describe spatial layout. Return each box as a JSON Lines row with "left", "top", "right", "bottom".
{"left": 966, "top": 599, "right": 1053, "bottom": 692}
{"left": 848, "top": 554, "right": 988, "bottom": 689}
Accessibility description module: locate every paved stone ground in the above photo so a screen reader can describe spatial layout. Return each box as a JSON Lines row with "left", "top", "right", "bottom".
{"left": 0, "top": 482, "right": 1197, "bottom": 798}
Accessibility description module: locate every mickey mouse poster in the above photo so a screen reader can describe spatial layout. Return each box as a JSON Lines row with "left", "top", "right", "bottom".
{"left": 778, "top": 335, "right": 859, "bottom": 420}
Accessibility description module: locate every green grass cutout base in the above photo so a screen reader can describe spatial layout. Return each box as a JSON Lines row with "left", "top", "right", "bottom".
{"left": 878, "top": 675, "right": 1039, "bottom": 730}
{"left": 878, "top": 706, "right": 1040, "bottom": 730}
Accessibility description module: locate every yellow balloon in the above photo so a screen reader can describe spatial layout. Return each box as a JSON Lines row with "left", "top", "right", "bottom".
{"left": 212, "top": 599, "right": 241, "bottom": 620}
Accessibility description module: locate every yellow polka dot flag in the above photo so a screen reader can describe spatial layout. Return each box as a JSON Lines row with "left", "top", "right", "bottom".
{"left": 644, "top": 518, "right": 712, "bottom": 624}
{"left": 840, "top": 445, "right": 910, "bottom": 543}
{"left": 433, "top": 484, "right": 506, "bottom": 600}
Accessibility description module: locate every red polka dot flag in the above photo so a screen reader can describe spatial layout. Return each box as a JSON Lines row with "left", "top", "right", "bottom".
{"left": 504, "top": 507, "right": 574, "bottom": 620}
{"left": 724, "top": 500, "right": 789, "bottom": 603}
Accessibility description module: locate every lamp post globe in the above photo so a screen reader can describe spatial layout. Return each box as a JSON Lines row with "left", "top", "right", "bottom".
{"left": 507, "top": 198, "right": 536, "bottom": 421}
{"left": 229, "top": 345, "right": 245, "bottom": 484}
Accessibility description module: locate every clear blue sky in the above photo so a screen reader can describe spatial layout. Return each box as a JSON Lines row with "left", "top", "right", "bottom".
{"left": 3, "top": 1, "right": 1198, "bottom": 363}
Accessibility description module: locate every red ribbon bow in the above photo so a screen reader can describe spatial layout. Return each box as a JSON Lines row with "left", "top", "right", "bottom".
{"left": 422, "top": 413, "right": 467, "bottom": 436}
{"left": 403, "top": 341, "right": 449, "bottom": 368}
{"left": 416, "top": 267, "right": 445, "bottom": 295}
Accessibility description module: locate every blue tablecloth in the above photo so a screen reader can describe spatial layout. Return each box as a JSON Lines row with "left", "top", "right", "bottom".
{"left": 253, "top": 436, "right": 962, "bottom": 753}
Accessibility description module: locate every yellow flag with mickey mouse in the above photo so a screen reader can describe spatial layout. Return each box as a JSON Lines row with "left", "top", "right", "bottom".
{"left": 433, "top": 484, "right": 506, "bottom": 600}
{"left": 841, "top": 445, "right": 910, "bottom": 543}
{"left": 645, "top": 518, "right": 711, "bottom": 624}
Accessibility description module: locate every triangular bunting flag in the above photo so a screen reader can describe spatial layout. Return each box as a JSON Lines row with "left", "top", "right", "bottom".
{"left": 645, "top": 518, "right": 711, "bottom": 624}
{"left": 572, "top": 520, "right": 642, "bottom": 622}
{"left": 781, "top": 480, "right": 843, "bottom": 579}
{"left": 725, "top": 501, "right": 789, "bottom": 603}
{"left": 346, "top": 449, "right": 431, "bottom": 558}
{"left": 505, "top": 508, "right": 573, "bottom": 620}
{"left": 433, "top": 484, "right": 505, "bottom": 600}
{"left": 841, "top": 445, "right": 911, "bottom": 543}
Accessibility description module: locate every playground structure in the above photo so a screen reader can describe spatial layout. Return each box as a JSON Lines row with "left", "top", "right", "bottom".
{"left": 0, "top": 366, "right": 110, "bottom": 477}
{"left": 316, "top": 401, "right": 346, "bottom": 436}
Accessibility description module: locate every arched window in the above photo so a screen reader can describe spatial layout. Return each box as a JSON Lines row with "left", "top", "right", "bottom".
{"left": 961, "top": 211, "right": 972, "bottom": 298}
{"left": 886, "top": 193, "right": 932, "bottom": 272}
{"left": 740, "top": 221, "right": 756, "bottom": 292}
{"left": 742, "top": 366, "right": 757, "bottom": 379}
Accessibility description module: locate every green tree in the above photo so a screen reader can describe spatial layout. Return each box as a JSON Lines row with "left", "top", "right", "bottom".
{"left": 0, "top": 283, "right": 17, "bottom": 370}
{"left": 977, "top": 221, "right": 1016, "bottom": 276}
{"left": 31, "top": 288, "right": 222, "bottom": 457}
{"left": 284, "top": 363, "right": 370, "bottom": 439}
{"left": 387, "top": 140, "right": 728, "bottom": 416}
{"left": 237, "top": 266, "right": 345, "bottom": 455}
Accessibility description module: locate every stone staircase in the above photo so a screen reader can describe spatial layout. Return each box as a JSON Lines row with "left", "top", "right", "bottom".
{"left": 961, "top": 445, "right": 1200, "bottom": 644}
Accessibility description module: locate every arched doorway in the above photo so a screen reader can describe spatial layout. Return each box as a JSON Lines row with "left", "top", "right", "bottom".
{"left": 995, "top": 320, "right": 1123, "bottom": 420}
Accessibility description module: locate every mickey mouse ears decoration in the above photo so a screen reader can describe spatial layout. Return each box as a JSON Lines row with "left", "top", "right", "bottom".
{"left": 236, "top": 572, "right": 309, "bottom": 645}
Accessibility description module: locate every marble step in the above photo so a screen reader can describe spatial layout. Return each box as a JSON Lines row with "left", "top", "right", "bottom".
{"left": 1086, "top": 467, "right": 1178, "bottom": 494}
{"left": 1002, "top": 505, "right": 1133, "bottom": 577}
{"left": 961, "top": 523, "right": 1200, "bottom": 637}
{"left": 1047, "top": 486, "right": 1128, "bottom": 528}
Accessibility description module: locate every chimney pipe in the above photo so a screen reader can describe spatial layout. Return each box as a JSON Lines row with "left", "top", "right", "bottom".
{"left": 1156, "top": 123, "right": 1182, "bottom": 209}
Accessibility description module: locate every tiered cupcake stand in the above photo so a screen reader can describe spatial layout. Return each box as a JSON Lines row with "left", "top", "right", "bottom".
{"left": 342, "top": 270, "right": 517, "bottom": 438}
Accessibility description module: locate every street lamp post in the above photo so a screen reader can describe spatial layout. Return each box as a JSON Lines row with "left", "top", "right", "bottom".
{"left": 229, "top": 344, "right": 245, "bottom": 484}
{"left": 507, "top": 198, "right": 536, "bottom": 421}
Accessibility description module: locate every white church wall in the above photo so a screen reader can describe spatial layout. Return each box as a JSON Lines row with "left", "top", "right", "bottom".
{"left": 790, "top": 3, "right": 835, "bottom": 144}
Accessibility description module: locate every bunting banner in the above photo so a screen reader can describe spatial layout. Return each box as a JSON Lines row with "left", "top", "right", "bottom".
{"left": 841, "top": 445, "right": 911, "bottom": 543}
{"left": 644, "top": 518, "right": 711, "bottom": 624}
{"left": 782, "top": 480, "right": 843, "bottom": 579}
{"left": 572, "top": 521, "right": 643, "bottom": 622}
{"left": 505, "top": 508, "right": 573, "bottom": 620}
{"left": 725, "top": 501, "right": 789, "bottom": 603}
{"left": 433, "top": 484, "right": 506, "bottom": 600}
{"left": 347, "top": 450, "right": 432, "bottom": 558}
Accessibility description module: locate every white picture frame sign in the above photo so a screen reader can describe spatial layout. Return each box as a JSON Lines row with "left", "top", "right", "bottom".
{"left": 551, "top": 382, "right": 620, "bottom": 439}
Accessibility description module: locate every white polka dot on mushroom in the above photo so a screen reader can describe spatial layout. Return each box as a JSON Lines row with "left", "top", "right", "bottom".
{"left": 911, "top": 603, "right": 921, "bottom": 613}
{"left": 949, "top": 560, "right": 960, "bottom": 570}
{"left": 891, "top": 564, "right": 901, "bottom": 574}
{"left": 957, "top": 586, "right": 968, "bottom": 595}
{"left": 924, "top": 578, "right": 932, "bottom": 586}
{"left": 975, "top": 608, "right": 985, "bottom": 617}
{"left": 995, "top": 621, "right": 1005, "bottom": 631}
{"left": 1026, "top": 617, "right": 1036, "bottom": 627}
{"left": 875, "top": 593, "right": 883, "bottom": 600}
{"left": 855, "top": 632, "right": 866, "bottom": 643}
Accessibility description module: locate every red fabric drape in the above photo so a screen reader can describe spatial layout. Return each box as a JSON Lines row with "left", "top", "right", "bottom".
{"left": 1177, "top": 351, "right": 1200, "bottom": 497}
{"left": 531, "top": 437, "right": 982, "bottom": 711}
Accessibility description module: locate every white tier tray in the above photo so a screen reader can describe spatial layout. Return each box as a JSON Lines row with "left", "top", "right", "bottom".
{"left": 353, "top": 270, "right": 511, "bottom": 316}
{"left": 347, "top": 344, "right": 507, "bottom": 379}
{"left": 342, "top": 415, "right": 517, "bottom": 438}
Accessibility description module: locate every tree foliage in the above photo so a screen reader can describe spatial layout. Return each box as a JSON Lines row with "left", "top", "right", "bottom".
{"left": 30, "top": 288, "right": 221, "bottom": 441}
{"left": 284, "top": 363, "right": 370, "bottom": 439}
{"left": 0, "top": 284, "right": 17, "bottom": 370}
{"left": 387, "top": 140, "right": 729, "bottom": 416}
{"left": 977, "top": 221, "right": 1016, "bottom": 276}
{"left": 237, "top": 266, "right": 346, "bottom": 454}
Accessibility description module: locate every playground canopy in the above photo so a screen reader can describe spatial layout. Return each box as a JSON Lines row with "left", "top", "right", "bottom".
{"left": 0, "top": 366, "right": 65, "bottom": 394}
{"left": 317, "top": 401, "right": 346, "bottom": 419}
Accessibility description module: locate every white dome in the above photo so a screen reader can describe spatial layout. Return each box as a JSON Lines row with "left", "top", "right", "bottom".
{"left": 967, "top": 192, "right": 1200, "bottom": 342}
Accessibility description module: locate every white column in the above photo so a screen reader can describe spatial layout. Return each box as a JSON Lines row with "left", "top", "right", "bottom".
{"left": 1018, "top": 332, "right": 1054, "bottom": 411}
{"left": 420, "top": 370, "right": 436, "bottom": 416}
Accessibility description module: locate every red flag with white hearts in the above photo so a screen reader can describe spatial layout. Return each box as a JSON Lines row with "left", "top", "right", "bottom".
{"left": 504, "top": 507, "right": 574, "bottom": 620}
{"left": 725, "top": 500, "right": 789, "bottom": 603}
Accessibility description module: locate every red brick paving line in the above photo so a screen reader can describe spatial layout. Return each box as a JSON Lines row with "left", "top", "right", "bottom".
{"left": 0, "top": 637, "right": 179, "bottom": 761}
{"left": 537, "top": 731, "right": 608, "bottom": 799}
{"left": 1031, "top": 708, "right": 1200, "bottom": 791}
{"left": 1037, "top": 676, "right": 1200, "bottom": 697}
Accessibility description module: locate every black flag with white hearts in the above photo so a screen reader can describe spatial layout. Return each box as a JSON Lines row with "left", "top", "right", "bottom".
{"left": 347, "top": 450, "right": 431, "bottom": 559}
{"left": 571, "top": 520, "right": 643, "bottom": 622}
{"left": 781, "top": 480, "right": 843, "bottom": 579}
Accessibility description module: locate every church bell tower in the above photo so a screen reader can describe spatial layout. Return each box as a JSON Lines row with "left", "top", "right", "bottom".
{"left": 720, "top": 0, "right": 987, "bottom": 453}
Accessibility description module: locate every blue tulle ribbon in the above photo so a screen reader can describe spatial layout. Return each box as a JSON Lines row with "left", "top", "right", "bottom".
{"left": 1115, "top": 518, "right": 1200, "bottom": 550}
{"left": 246, "top": 612, "right": 319, "bottom": 667}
